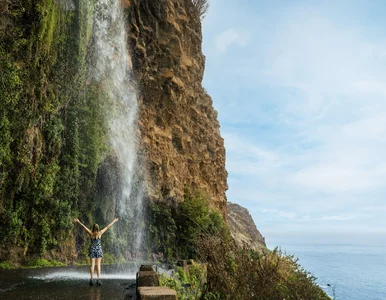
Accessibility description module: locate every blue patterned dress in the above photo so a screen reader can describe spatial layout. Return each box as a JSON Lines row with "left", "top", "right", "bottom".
{"left": 88, "top": 237, "right": 103, "bottom": 258}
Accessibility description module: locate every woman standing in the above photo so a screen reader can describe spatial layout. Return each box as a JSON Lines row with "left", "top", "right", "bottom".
{"left": 74, "top": 217, "right": 119, "bottom": 286}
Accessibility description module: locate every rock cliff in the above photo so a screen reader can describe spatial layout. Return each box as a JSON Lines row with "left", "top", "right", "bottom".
{"left": 227, "top": 202, "right": 267, "bottom": 252}
{"left": 127, "top": 0, "right": 228, "bottom": 214}
{"left": 0, "top": 0, "right": 228, "bottom": 264}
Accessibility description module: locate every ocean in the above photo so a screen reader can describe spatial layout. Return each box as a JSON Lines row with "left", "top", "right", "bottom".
{"left": 267, "top": 242, "right": 386, "bottom": 300}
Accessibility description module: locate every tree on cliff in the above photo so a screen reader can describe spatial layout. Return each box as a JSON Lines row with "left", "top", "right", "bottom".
{"left": 191, "top": 0, "right": 209, "bottom": 19}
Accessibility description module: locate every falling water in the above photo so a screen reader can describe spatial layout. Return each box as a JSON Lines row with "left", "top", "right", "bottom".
{"left": 88, "top": 0, "right": 145, "bottom": 258}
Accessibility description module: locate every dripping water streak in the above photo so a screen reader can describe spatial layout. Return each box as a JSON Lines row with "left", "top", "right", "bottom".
{"left": 90, "top": 0, "right": 144, "bottom": 257}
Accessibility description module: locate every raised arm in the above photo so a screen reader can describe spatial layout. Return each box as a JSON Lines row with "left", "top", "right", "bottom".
{"left": 99, "top": 218, "right": 119, "bottom": 235}
{"left": 74, "top": 218, "right": 92, "bottom": 235}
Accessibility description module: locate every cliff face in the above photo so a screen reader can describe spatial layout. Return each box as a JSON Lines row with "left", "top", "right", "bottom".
{"left": 0, "top": 0, "right": 228, "bottom": 264}
{"left": 127, "top": 0, "right": 228, "bottom": 214}
{"left": 0, "top": 1, "right": 104, "bottom": 263}
{"left": 227, "top": 202, "right": 267, "bottom": 252}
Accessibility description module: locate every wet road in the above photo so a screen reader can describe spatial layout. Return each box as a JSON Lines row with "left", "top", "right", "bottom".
{"left": 0, "top": 264, "right": 139, "bottom": 300}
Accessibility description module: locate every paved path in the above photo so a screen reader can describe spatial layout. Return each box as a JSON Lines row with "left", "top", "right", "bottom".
{"left": 0, "top": 265, "right": 138, "bottom": 300}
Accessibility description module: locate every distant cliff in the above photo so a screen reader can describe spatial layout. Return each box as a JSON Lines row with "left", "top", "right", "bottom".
{"left": 227, "top": 202, "right": 267, "bottom": 252}
{"left": 127, "top": 0, "right": 228, "bottom": 214}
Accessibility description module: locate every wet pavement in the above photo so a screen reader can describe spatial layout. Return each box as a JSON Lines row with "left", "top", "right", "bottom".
{"left": 0, "top": 264, "right": 139, "bottom": 300}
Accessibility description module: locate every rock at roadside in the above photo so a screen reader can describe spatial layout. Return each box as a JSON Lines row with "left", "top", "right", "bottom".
{"left": 136, "top": 271, "right": 160, "bottom": 287}
{"left": 140, "top": 265, "right": 155, "bottom": 272}
{"left": 136, "top": 266, "right": 177, "bottom": 300}
{"left": 137, "top": 286, "right": 177, "bottom": 300}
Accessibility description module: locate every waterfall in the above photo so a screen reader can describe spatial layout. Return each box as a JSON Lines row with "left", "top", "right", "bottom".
{"left": 88, "top": 0, "right": 145, "bottom": 259}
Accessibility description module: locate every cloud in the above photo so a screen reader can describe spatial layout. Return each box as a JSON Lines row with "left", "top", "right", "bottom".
{"left": 215, "top": 28, "right": 250, "bottom": 52}
{"left": 261, "top": 209, "right": 297, "bottom": 220}
{"left": 203, "top": 1, "right": 386, "bottom": 235}
{"left": 354, "top": 80, "right": 386, "bottom": 96}
{"left": 261, "top": 14, "right": 386, "bottom": 121}
{"left": 321, "top": 215, "right": 357, "bottom": 221}
{"left": 289, "top": 163, "right": 386, "bottom": 193}
{"left": 224, "top": 133, "right": 278, "bottom": 165}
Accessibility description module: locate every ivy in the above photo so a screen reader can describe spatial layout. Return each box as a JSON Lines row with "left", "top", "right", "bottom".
{"left": 0, "top": 1, "right": 108, "bottom": 261}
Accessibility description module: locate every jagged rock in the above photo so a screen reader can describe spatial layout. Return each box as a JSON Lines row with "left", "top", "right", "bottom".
{"left": 128, "top": 0, "right": 228, "bottom": 215}
{"left": 227, "top": 202, "right": 267, "bottom": 252}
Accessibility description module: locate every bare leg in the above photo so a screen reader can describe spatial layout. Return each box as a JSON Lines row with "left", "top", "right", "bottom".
{"left": 96, "top": 257, "right": 102, "bottom": 279}
{"left": 90, "top": 258, "right": 96, "bottom": 279}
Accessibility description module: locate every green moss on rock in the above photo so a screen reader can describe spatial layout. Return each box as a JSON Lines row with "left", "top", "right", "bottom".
{"left": 0, "top": 1, "right": 108, "bottom": 264}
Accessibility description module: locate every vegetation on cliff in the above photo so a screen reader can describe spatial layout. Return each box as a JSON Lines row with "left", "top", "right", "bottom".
{"left": 191, "top": 0, "right": 209, "bottom": 19}
{"left": 150, "top": 191, "right": 329, "bottom": 299}
{"left": 0, "top": 1, "right": 108, "bottom": 264}
{"left": 147, "top": 189, "right": 223, "bottom": 260}
{"left": 197, "top": 235, "right": 330, "bottom": 299}
{"left": 159, "top": 262, "right": 207, "bottom": 299}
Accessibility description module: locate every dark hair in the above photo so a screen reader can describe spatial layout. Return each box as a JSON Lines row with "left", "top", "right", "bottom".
{"left": 92, "top": 224, "right": 99, "bottom": 233}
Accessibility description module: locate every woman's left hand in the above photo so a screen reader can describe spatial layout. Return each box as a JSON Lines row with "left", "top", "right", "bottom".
{"left": 74, "top": 218, "right": 79, "bottom": 223}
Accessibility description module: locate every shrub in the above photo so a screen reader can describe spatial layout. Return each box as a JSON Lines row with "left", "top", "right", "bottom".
{"left": 191, "top": 0, "right": 209, "bottom": 20}
{"left": 147, "top": 190, "right": 224, "bottom": 260}
{"left": 197, "top": 234, "right": 330, "bottom": 300}
{"left": 159, "top": 261, "right": 207, "bottom": 299}
{"left": 177, "top": 190, "right": 223, "bottom": 258}
{"left": 25, "top": 258, "right": 65, "bottom": 268}
{"left": 148, "top": 189, "right": 327, "bottom": 299}
{"left": 159, "top": 272, "right": 183, "bottom": 295}
{"left": 0, "top": 261, "right": 14, "bottom": 269}
{"left": 147, "top": 201, "right": 178, "bottom": 260}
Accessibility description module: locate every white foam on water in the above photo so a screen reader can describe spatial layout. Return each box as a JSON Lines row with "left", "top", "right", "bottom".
{"left": 30, "top": 271, "right": 136, "bottom": 281}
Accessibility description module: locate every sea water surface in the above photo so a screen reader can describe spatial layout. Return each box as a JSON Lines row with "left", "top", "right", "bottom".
{"left": 268, "top": 241, "right": 386, "bottom": 300}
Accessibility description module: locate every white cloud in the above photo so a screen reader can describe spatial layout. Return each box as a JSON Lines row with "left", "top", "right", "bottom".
{"left": 238, "top": 8, "right": 386, "bottom": 193}
{"left": 259, "top": 209, "right": 358, "bottom": 223}
{"left": 203, "top": 1, "right": 386, "bottom": 234}
{"left": 289, "top": 163, "right": 386, "bottom": 193}
{"left": 262, "top": 16, "right": 386, "bottom": 120}
{"left": 261, "top": 209, "right": 297, "bottom": 220}
{"left": 224, "top": 133, "right": 278, "bottom": 164}
{"left": 321, "top": 215, "right": 357, "bottom": 221}
{"left": 354, "top": 80, "right": 386, "bottom": 96}
{"left": 215, "top": 28, "right": 250, "bottom": 52}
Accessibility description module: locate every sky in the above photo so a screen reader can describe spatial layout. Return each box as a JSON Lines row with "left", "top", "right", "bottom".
{"left": 201, "top": 0, "right": 386, "bottom": 245}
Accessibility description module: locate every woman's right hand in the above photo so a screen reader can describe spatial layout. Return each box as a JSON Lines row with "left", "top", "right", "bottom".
{"left": 114, "top": 218, "right": 119, "bottom": 223}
